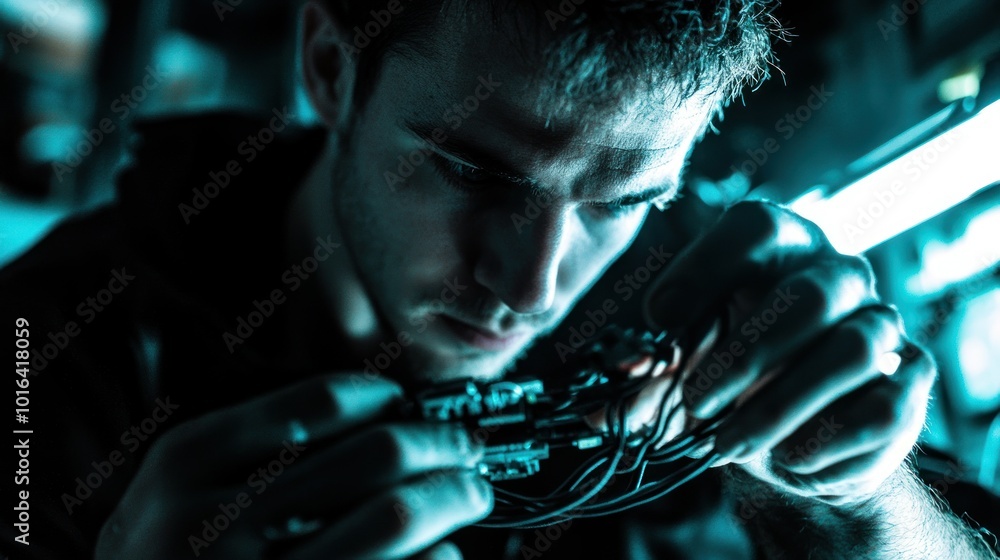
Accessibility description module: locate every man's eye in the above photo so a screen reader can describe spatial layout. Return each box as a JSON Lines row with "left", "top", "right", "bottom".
{"left": 431, "top": 155, "right": 493, "bottom": 188}
{"left": 584, "top": 201, "right": 644, "bottom": 219}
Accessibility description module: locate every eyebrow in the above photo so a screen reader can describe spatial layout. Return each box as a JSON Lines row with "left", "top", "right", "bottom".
{"left": 607, "top": 184, "right": 678, "bottom": 207}
{"left": 403, "top": 120, "right": 540, "bottom": 188}
{"left": 402, "top": 119, "right": 681, "bottom": 206}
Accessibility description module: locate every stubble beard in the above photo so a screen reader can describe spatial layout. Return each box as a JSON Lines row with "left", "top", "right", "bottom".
{"left": 329, "top": 139, "right": 538, "bottom": 387}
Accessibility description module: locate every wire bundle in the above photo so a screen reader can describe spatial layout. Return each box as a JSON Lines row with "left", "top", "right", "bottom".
{"left": 478, "top": 332, "right": 734, "bottom": 529}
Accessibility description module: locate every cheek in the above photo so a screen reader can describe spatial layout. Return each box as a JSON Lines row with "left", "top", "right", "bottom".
{"left": 353, "top": 125, "right": 466, "bottom": 279}
{"left": 559, "top": 211, "right": 648, "bottom": 294}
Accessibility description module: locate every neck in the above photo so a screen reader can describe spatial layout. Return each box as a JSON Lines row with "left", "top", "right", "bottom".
{"left": 281, "top": 136, "right": 384, "bottom": 370}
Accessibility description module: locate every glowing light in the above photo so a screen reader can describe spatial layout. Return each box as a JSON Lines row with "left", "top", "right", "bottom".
{"left": 938, "top": 66, "right": 983, "bottom": 104}
{"left": 0, "top": 0, "right": 106, "bottom": 40}
{"left": 0, "top": 195, "right": 71, "bottom": 268}
{"left": 791, "top": 99, "right": 1000, "bottom": 256}
{"left": 956, "top": 289, "right": 1000, "bottom": 405}
{"left": 906, "top": 205, "right": 1000, "bottom": 295}
{"left": 877, "top": 351, "right": 902, "bottom": 376}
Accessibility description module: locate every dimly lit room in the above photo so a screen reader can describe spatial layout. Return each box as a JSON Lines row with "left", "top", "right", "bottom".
{"left": 2, "top": 1, "right": 999, "bottom": 558}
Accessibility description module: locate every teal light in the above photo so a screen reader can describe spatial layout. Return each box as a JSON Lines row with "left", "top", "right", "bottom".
{"left": 906, "top": 205, "right": 1000, "bottom": 296}
{"left": 0, "top": 196, "right": 71, "bottom": 268}
{"left": 791, "top": 98, "right": 1000, "bottom": 256}
{"left": 957, "top": 289, "right": 1000, "bottom": 406}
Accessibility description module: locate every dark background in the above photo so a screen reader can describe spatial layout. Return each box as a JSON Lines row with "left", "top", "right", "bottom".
{"left": 1, "top": 0, "right": 998, "bottom": 500}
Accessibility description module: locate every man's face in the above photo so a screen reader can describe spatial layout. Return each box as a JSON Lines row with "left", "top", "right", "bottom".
{"left": 314, "top": 5, "right": 715, "bottom": 384}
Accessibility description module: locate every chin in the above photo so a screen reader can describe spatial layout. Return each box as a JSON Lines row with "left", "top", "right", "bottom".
{"left": 403, "top": 344, "right": 524, "bottom": 389}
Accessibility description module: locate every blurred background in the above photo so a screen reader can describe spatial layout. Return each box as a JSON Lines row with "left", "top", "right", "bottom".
{"left": 1, "top": 0, "right": 998, "bottom": 497}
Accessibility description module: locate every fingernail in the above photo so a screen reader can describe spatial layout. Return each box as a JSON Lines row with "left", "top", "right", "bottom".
{"left": 709, "top": 456, "right": 732, "bottom": 468}
{"left": 696, "top": 402, "right": 722, "bottom": 420}
{"left": 467, "top": 471, "right": 494, "bottom": 511}
{"left": 717, "top": 441, "right": 749, "bottom": 463}
{"left": 688, "top": 392, "right": 724, "bottom": 420}
{"left": 453, "top": 424, "right": 485, "bottom": 459}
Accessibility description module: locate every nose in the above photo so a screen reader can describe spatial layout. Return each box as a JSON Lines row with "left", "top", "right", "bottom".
{"left": 473, "top": 204, "right": 570, "bottom": 315}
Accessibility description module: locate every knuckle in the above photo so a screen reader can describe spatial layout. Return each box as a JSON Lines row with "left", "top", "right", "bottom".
{"left": 728, "top": 200, "right": 783, "bottom": 248}
{"left": 441, "top": 423, "right": 476, "bottom": 459}
{"left": 837, "top": 322, "right": 877, "bottom": 370}
{"left": 370, "top": 425, "right": 410, "bottom": 471}
{"left": 792, "top": 273, "right": 833, "bottom": 321}
{"left": 460, "top": 474, "right": 493, "bottom": 517}
{"left": 843, "top": 255, "right": 876, "bottom": 289}
{"left": 145, "top": 434, "right": 175, "bottom": 468}
{"left": 318, "top": 376, "right": 349, "bottom": 420}
{"left": 905, "top": 344, "right": 938, "bottom": 382}
{"left": 385, "top": 489, "right": 420, "bottom": 540}
{"left": 874, "top": 304, "right": 904, "bottom": 332}
{"left": 148, "top": 423, "right": 193, "bottom": 466}
{"left": 829, "top": 257, "right": 878, "bottom": 305}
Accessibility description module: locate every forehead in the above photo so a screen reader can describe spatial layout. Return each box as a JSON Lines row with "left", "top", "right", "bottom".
{"left": 375, "top": 2, "right": 717, "bottom": 197}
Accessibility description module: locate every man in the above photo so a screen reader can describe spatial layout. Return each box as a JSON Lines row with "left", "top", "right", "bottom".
{"left": 2, "top": 0, "right": 998, "bottom": 558}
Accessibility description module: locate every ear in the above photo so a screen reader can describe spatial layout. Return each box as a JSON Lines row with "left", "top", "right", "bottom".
{"left": 300, "top": 1, "right": 356, "bottom": 128}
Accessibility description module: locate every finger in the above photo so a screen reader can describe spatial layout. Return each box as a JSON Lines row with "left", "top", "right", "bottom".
{"left": 260, "top": 422, "right": 485, "bottom": 518}
{"left": 583, "top": 364, "right": 676, "bottom": 432}
{"left": 411, "top": 541, "right": 463, "bottom": 560}
{"left": 160, "top": 373, "right": 403, "bottom": 470}
{"left": 713, "top": 305, "right": 903, "bottom": 462}
{"left": 771, "top": 344, "right": 935, "bottom": 475}
{"left": 682, "top": 257, "right": 878, "bottom": 419}
{"left": 644, "top": 201, "right": 836, "bottom": 332}
{"left": 584, "top": 319, "right": 721, "bottom": 439}
{"left": 772, "top": 449, "right": 898, "bottom": 502}
{"left": 284, "top": 471, "right": 492, "bottom": 560}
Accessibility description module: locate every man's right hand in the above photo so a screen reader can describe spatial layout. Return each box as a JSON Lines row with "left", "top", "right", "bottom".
{"left": 94, "top": 374, "right": 492, "bottom": 559}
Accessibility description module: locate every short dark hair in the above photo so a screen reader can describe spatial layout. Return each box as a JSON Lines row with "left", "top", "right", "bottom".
{"left": 326, "top": 0, "right": 784, "bottom": 120}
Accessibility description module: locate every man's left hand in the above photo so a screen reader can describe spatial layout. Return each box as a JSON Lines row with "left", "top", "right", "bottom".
{"left": 642, "top": 200, "right": 936, "bottom": 505}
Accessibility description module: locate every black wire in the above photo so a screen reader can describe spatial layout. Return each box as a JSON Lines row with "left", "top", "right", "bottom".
{"left": 481, "top": 401, "right": 632, "bottom": 528}
{"left": 480, "top": 318, "right": 740, "bottom": 528}
{"left": 569, "top": 453, "right": 720, "bottom": 518}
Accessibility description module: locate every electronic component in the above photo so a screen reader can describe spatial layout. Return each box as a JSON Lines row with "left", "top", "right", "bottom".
{"left": 405, "top": 325, "right": 734, "bottom": 528}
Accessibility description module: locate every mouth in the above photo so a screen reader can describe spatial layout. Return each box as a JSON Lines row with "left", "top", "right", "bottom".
{"left": 438, "top": 315, "right": 531, "bottom": 352}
